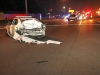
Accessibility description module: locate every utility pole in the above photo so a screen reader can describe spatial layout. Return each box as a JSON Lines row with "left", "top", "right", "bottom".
{"left": 63, "top": 6, "right": 66, "bottom": 15}
{"left": 25, "top": 0, "right": 28, "bottom": 15}
{"left": 50, "top": 0, "right": 53, "bottom": 16}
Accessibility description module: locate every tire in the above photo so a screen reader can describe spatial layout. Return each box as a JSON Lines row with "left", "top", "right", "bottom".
{"left": 5, "top": 29, "right": 9, "bottom": 37}
{"left": 37, "top": 35, "right": 45, "bottom": 39}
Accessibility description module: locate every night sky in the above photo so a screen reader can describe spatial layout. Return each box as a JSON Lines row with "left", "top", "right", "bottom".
{"left": 0, "top": 0, "right": 100, "bottom": 15}
{"left": 66, "top": 0, "right": 100, "bottom": 10}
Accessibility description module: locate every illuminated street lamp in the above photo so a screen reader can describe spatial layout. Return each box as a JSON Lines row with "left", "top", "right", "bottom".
{"left": 25, "top": 0, "right": 28, "bottom": 15}
{"left": 63, "top": 6, "right": 65, "bottom": 10}
{"left": 69, "top": 7, "right": 71, "bottom": 9}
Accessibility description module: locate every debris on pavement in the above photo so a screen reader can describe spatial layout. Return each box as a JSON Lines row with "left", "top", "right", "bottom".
{"left": 46, "top": 40, "right": 62, "bottom": 44}
{"left": 13, "top": 31, "right": 62, "bottom": 44}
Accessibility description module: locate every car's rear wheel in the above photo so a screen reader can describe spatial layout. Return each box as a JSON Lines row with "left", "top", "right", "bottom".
{"left": 5, "top": 29, "right": 9, "bottom": 37}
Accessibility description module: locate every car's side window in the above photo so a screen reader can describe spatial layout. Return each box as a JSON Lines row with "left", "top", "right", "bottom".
{"left": 11, "top": 20, "right": 15, "bottom": 25}
{"left": 12, "top": 19, "right": 18, "bottom": 25}
{"left": 14, "top": 19, "right": 18, "bottom": 24}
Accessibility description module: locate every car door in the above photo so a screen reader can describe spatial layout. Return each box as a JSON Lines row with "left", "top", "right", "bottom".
{"left": 10, "top": 19, "right": 18, "bottom": 36}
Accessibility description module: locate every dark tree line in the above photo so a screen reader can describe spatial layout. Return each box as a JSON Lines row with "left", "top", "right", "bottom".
{"left": 0, "top": 0, "right": 65, "bottom": 16}
{"left": 0, "top": 0, "right": 46, "bottom": 14}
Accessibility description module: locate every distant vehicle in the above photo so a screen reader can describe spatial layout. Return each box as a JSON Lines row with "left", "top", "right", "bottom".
{"left": 85, "top": 11, "right": 93, "bottom": 19}
{"left": 5, "top": 16, "right": 46, "bottom": 38}
{"left": 77, "top": 14, "right": 87, "bottom": 20}
{"left": 67, "top": 14, "right": 77, "bottom": 20}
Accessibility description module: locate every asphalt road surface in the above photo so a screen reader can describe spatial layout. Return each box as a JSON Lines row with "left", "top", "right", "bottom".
{"left": 0, "top": 18, "right": 100, "bottom": 75}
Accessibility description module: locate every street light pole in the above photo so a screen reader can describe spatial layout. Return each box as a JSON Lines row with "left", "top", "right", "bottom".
{"left": 63, "top": 6, "right": 66, "bottom": 15}
{"left": 50, "top": 0, "right": 53, "bottom": 16}
{"left": 25, "top": 0, "right": 28, "bottom": 16}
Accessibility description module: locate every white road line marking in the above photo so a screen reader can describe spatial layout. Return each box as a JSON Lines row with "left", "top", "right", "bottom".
{"left": 46, "top": 25, "right": 67, "bottom": 26}
{"left": 46, "top": 24, "right": 100, "bottom": 26}
{"left": 0, "top": 26, "right": 5, "bottom": 29}
{"left": 0, "top": 23, "right": 100, "bottom": 30}
{"left": 0, "top": 28, "right": 5, "bottom": 29}
{"left": 94, "top": 20, "right": 100, "bottom": 23}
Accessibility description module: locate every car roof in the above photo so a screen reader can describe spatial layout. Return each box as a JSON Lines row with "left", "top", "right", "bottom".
{"left": 14, "top": 16, "right": 35, "bottom": 20}
{"left": 14, "top": 17, "right": 35, "bottom": 19}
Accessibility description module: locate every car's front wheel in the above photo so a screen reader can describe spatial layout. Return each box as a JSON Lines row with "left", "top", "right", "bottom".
{"left": 37, "top": 35, "right": 45, "bottom": 39}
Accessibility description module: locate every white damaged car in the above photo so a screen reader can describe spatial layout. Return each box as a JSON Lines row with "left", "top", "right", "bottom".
{"left": 5, "top": 16, "right": 46, "bottom": 38}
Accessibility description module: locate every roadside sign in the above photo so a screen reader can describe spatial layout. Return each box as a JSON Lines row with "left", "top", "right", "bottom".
{"left": 68, "top": 10, "right": 74, "bottom": 13}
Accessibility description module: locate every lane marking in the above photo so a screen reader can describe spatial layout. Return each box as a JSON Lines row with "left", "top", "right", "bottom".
{"left": 94, "top": 20, "right": 100, "bottom": 23}
{"left": 0, "top": 26, "right": 5, "bottom": 29}
{"left": 46, "top": 24, "right": 67, "bottom": 26}
{"left": 46, "top": 24, "right": 100, "bottom": 26}
{"left": 0, "top": 23, "right": 100, "bottom": 30}
{"left": 0, "top": 28, "right": 5, "bottom": 29}
{"left": 1, "top": 24, "right": 100, "bottom": 29}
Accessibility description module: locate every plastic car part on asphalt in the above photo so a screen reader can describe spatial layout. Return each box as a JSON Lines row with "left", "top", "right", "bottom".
{"left": 13, "top": 31, "right": 62, "bottom": 44}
